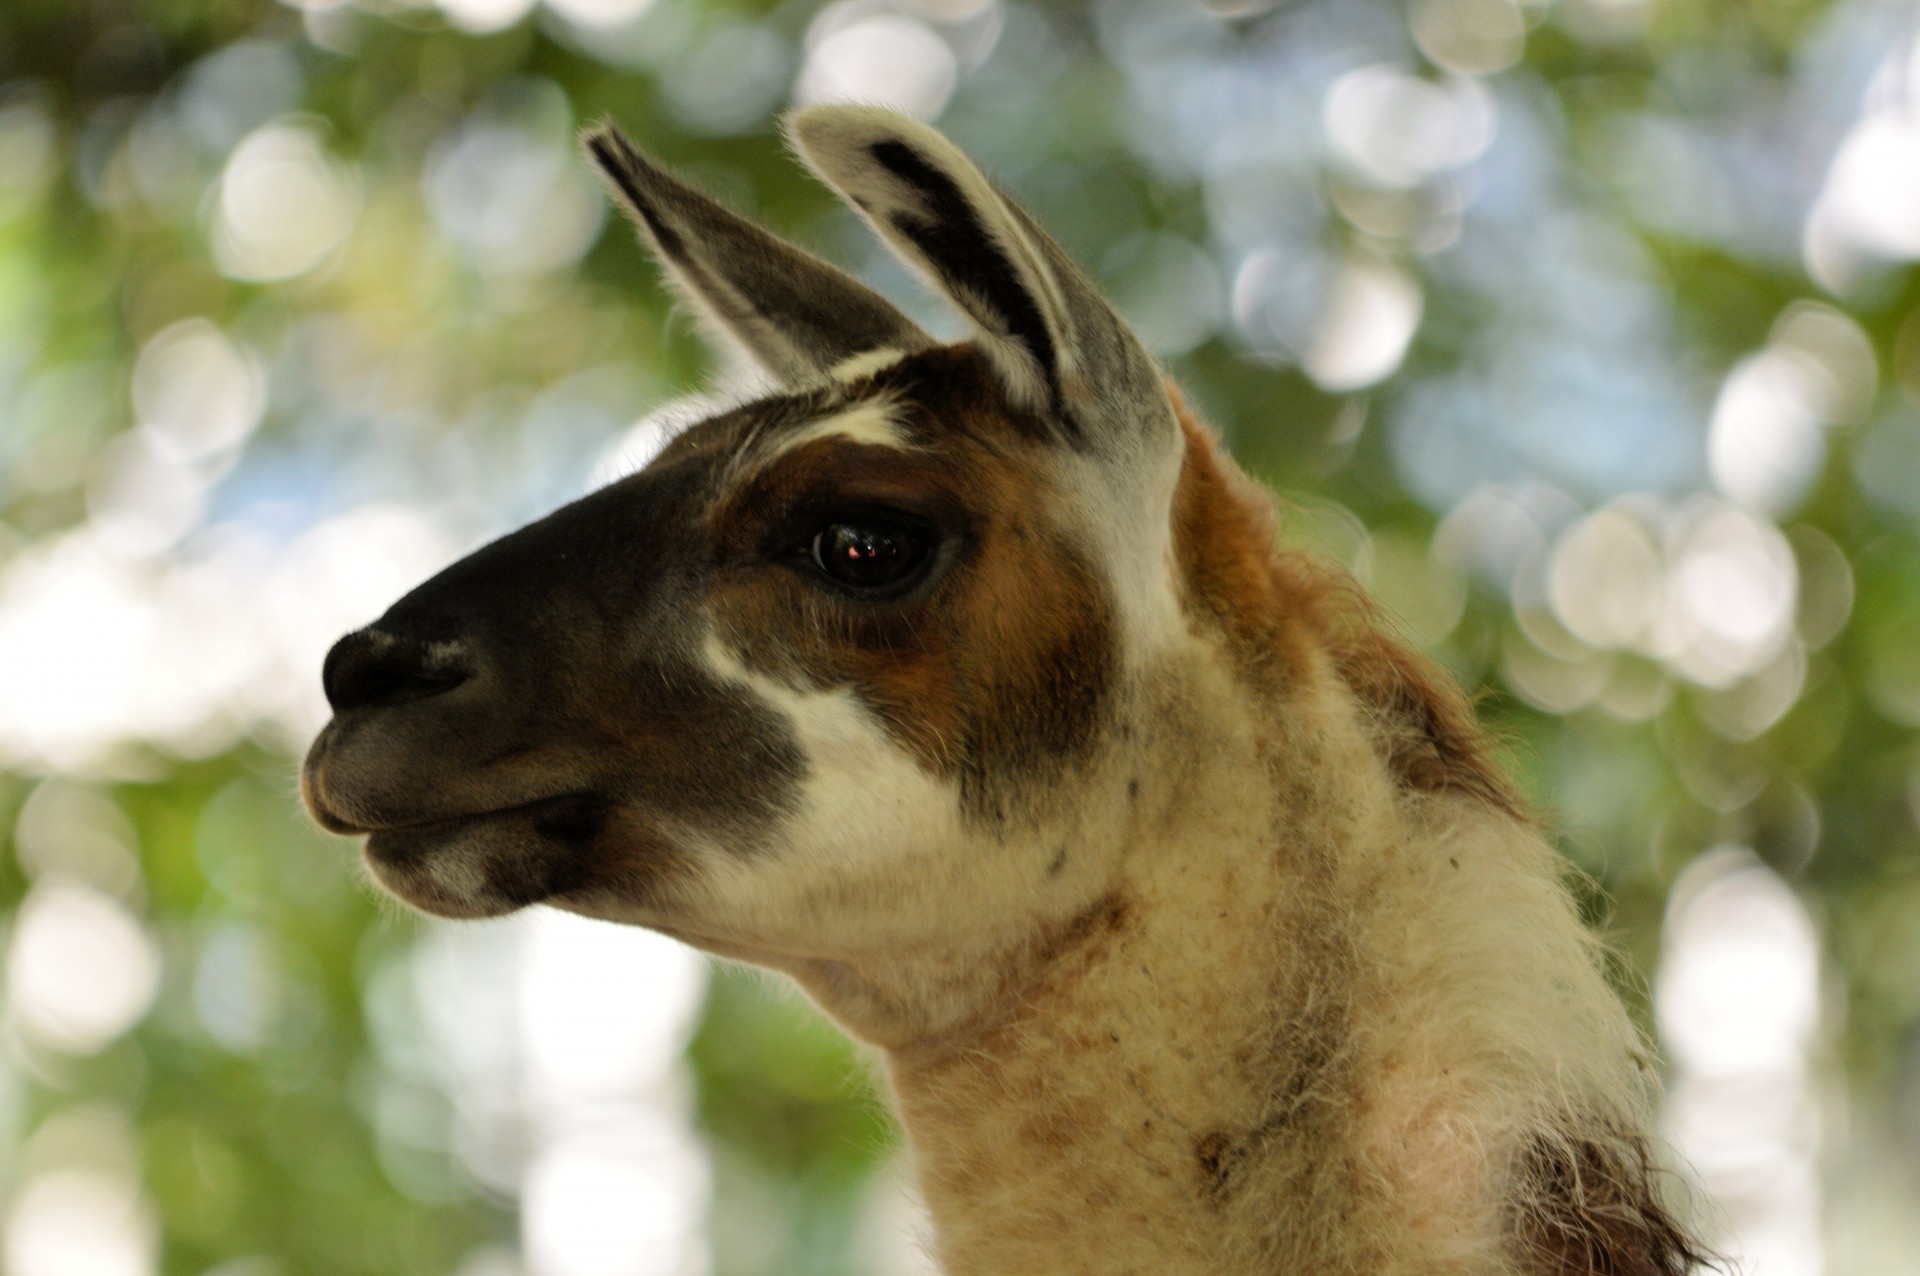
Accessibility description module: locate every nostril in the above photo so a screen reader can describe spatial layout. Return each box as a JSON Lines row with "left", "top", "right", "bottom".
{"left": 323, "top": 629, "right": 473, "bottom": 714}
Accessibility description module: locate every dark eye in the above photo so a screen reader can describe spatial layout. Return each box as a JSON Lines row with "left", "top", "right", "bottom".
{"left": 809, "top": 517, "right": 932, "bottom": 591}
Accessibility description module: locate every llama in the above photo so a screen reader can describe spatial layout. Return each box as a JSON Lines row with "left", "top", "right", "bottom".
{"left": 301, "top": 105, "right": 1707, "bottom": 1275}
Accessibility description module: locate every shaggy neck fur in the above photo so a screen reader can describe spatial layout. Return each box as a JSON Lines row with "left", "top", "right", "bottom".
{"left": 809, "top": 415, "right": 1700, "bottom": 1276}
{"left": 889, "top": 649, "right": 1387, "bottom": 1275}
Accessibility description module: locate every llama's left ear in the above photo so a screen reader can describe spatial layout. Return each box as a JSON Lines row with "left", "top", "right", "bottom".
{"left": 788, "top": 106, "right": 1169, "bottom": 452}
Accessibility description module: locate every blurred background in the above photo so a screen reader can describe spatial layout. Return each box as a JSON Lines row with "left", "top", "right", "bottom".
{"left": 1, "top": 0, "right": 1917, "bottom": 1273}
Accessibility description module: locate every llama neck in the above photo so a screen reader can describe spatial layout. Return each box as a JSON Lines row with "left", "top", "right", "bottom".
{"left": 880, "top": 660, "right": 1431, "bottom": 1276}
{"left": 867, "top": 646, "right": 1664, "bottom": 1276}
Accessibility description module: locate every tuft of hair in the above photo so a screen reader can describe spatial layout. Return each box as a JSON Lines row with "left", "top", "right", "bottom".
{"left": 1513, "top": 1124, "right": 1721, "bottom": 1276}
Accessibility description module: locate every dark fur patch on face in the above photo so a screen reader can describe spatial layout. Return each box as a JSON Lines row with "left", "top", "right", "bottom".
{"left": 1513, "top": 1131, "right": 1715, "bottom": 1276}
{"left": 708, "top": 346, "right": 1117, "bottom": 821}
{"left": 304, "top": 417, "right": 812, "bottom": 915}
{"left": 1168, "top": 388, "right": 1528, "bottom": 821}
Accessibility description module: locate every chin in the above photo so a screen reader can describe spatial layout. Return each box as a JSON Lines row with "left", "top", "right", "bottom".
{"left": 362, "top": 830, "right": 538, "bottom": 920}
{"left": 357, "top": 798, "right": 691, "bottom": 922}
{"left": 357, "top": 804, "right": 587, "bottom": 920}
{"left": 365, "top": 856, "right": 523, "bottom": 920}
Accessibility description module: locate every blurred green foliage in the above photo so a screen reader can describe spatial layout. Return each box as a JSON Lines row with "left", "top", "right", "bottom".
{"left": 2, "top": 0, "right": 1919, "bottom": 1273}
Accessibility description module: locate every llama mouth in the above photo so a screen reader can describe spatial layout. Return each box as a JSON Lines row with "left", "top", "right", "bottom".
{"left": 360, "top": 792, "right": 609, "bottom": 860}
{"left": 304, "top": 765, "right": 595, "bottom": 838}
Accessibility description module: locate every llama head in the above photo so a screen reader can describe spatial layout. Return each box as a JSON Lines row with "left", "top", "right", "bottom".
{"left": 301, "top": 107, "right": 1190, "bottom": 1003}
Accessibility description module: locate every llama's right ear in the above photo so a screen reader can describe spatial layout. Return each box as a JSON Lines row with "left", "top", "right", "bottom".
{"left": 788, "top": 106, "right": 1167, "bottom": 453}
{"left": 583, "top": 124, "right": 932, "bottom": 387}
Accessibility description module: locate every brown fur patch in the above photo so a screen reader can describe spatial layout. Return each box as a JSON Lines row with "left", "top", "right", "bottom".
{"left": 1193, "top": 1129, "right": 1237, "bottom": 1202}
{"left": 1168, "top": 387, "right": 1528, "bottom": 821}
{"left": 1514, "top": 1132, "right": 1715, "bottom": 1276}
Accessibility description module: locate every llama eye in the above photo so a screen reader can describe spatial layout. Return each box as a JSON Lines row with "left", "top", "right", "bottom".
{"left": 809, "top": 518, "right": 931, "bottom": 590}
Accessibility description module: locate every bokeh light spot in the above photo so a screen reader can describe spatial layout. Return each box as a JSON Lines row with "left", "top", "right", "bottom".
{"left": 797, "top": 7, "right": 958, "bottom": 121}
{"left": 212, "top": 121, "right": 360, "bottom": 282}
{"left": 5, "top": 880, "right": 160, "bottom": 1056}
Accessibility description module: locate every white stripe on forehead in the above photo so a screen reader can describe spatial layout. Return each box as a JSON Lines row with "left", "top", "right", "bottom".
{"left": 829, "top": 347, "right": 909, "bottom": 383}
{"left": 758, "top": 398, "right": 912, "bottom": 465}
